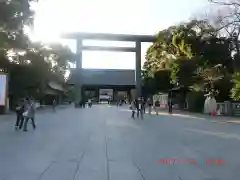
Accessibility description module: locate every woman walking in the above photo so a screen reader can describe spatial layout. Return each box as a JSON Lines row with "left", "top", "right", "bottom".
{"left": 130, "top": 100, "right": 136, "bottom": 119}
{"left": 23, "top": 98, "right": 36, "bottom": 131}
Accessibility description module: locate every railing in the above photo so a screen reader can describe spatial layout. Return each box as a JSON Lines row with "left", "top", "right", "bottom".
{"left": 216, "top": 103, "right": 227, "bottom": 115}
{"left": 232, "top": 102, "right": 240, "bottom": 116}
{"left": 216, "top": 102, "right": 240, "bottom": 116}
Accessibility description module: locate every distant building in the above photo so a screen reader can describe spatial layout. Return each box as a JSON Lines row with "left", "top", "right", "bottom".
{"left": 67, "top": 68, "right": 136, "bottom": 102}
{"left": 43, "top": 81, "right": 66, "bottom": 105}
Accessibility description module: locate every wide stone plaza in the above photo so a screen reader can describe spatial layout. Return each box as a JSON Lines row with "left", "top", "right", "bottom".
{"left": 0, "top": 104, "right": 240, "bottom": 180}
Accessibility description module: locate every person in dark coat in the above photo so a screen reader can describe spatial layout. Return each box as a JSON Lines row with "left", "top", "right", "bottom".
{"left": 15, "top": 99, "right": 25, "bottom": 130}
{"left": 142, "top": 98, "right": 146, "bottom": 114}
{"left": 136, "top": 98, "right": 144, "bottom": 119}
{"left": 168, "top": 99, "right": 173, "bottom": 114}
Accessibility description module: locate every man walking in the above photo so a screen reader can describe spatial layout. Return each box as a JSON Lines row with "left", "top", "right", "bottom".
{"left": 168, "top": 98, "right": 173, "bottom": 114}
{"left": 142, "top": 97, "right": 146, "bottom": 114}
{"left": 147, "top": 97, "right": 153, "bottom": 114}
{"left": 52, "top": 99, "right": 57, "bottom": 112}
{"left": 23, "top": 98, "right": 36, "bottom": 131}
{"left": 136, "top": 98, "right": 144, "bottom": 119}
{"left": 15, "top": 99, "right": 25, "bottom": 130}
{"left": 88, "top": 98, "right": 92, "bottom": 108}
{"left": 154, "top": 99, "right": 160, "bottom": 115}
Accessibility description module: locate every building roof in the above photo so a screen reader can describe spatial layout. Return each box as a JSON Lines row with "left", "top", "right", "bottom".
{"left": 68, "top": 68, "right": 135, "bottom": 86}
{"left": 48, "top": 81, "right": 65, "bottom": 92}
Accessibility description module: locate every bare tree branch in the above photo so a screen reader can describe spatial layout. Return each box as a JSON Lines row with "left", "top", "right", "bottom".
{"left": 209, "top": 0, "right": 240, "bottom": 7}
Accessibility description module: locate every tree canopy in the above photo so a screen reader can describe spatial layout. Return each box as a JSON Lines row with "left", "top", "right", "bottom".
{"left": 0, "top": 0, "right": 75, "bottom": 107}
{"left": 143, "top": 19, "right": 236, "bottom": 101}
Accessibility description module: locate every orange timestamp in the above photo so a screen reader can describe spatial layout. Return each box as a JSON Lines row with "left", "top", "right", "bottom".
{"left": 157, "top": 158, "right": 225, "bottom": 165}
{"left": 157, "top": 158, "right": 197, "bottom": 165}
{"left": 205, "top": 158, "right": 225, "bottom": 165}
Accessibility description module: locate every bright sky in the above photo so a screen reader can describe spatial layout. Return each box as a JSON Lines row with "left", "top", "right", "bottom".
{"left": 31, "top": 0, "right": 209, "bottom": 69}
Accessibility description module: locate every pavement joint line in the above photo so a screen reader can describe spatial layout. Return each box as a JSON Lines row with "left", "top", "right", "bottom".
{"left": 73, "top": 151, "right": 85, "bottom": 180}
{"left": 105, "top": 120, "right": 110, "bottom": 180}
{"left": 36, "top": 152, "right": 85, "bottom": 180}
{"left": 37, "top": 161, "right": 54, "bottom": 180}
{"left": 133, "top": 161, "right": 146, "bottom": 180}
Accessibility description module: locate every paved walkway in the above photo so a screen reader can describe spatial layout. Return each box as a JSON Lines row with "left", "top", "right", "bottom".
{"left": 0, "top": 105, "right": 240, "bottom": 180}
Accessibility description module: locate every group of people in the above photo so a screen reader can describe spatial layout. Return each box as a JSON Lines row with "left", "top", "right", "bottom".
{"left": 79, "top": 99, "right": 92, "bottom": 108}
{"left": 130, "top": 97, "right": 145, "bottom": 119}
{"left": 129, "top": 97, "right": 173, "bottom": 119}
{"left": 15, "top": 97, "right": 36, "bottom": 131}
{"left": 116, "top": 99, "right": 127, "bottom": 106}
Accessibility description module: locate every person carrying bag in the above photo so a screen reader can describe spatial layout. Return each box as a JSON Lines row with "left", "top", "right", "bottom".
{"left": 23, "top": 98, "right": 36, "bottom": 131}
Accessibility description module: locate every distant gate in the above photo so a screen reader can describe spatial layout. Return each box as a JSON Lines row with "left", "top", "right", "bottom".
{"left": 63, "top": 33, "right": 156, "bottom": 105}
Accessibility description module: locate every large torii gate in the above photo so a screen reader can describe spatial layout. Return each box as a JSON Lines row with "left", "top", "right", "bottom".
{"left": 62, "top": 33, "right": 156, "bottom": 105}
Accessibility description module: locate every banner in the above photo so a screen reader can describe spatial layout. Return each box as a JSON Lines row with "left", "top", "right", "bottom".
{"left": 0, "top": 74, "right": 7, "bottom": 106}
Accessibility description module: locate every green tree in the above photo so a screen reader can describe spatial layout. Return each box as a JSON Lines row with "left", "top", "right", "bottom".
{"left": 209, "top": 0, "right": 240, "bottom": 63}
{"left": 0, "top": 0, "right": 36, "bottom": 52}
{"left": 231, "top": 72, "right": 240, "bottom": 100}
{"left": 6, "top": 41, "right": 74, "bottom": 106}
{"left": 144, "top": 20, "right": 233, "bottom": 100}
{"left": 0, "top": 0, "right": 77, "bottom": 110}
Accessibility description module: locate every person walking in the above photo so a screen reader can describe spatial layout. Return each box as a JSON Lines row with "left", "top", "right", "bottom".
{"left": 142, "top": 97, "right": 146, "bottom": 114}
{"left": 154, "top": 99, "right": 160, "bottom": 115}
{"left": 82, "top": 98, "right": 86, "bottom": 108}
{"left": 136, "top": 98, "right": 144, "bottom": 119}
{"left": 130, "top": 100, "right": 136, "bottom": 119}
{"left": 168, "top": 98, "right": 173, "bottom": 114}
{"left": 147, "top": 98, "right": 153, "bottom": 114}
{"left": 23, "top": 98, "right": 36, "bottom": 131}
{"left": 52, "top": 99, "right": 57, "bottom": 112}
{"left": 88, "top": 99, "right": 92, "bottom": 108}
{"left": 15, "top": 99, "right": 25, "bottom": 130}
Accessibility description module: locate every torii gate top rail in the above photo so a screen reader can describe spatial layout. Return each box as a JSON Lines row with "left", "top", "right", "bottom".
{"left": 62, "top": 32, "right": 157, "bottom": 42}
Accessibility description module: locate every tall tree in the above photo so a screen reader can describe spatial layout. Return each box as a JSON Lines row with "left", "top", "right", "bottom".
{"left": 209, "top": 0, "right": 240, "bottom": 62}
{"left": 144, "top": 20, "right": 233, "bottom": 100}
{"left": 0, "top": 0, "right": 36, "bottom": 52}
{"left": 209, "top": 0, "right": 240, "bottom": 36}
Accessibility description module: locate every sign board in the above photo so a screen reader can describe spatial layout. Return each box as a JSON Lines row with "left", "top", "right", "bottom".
{"left": 99, "top": 89, "right": 113, "bottom": 100}
{"left": 0, "top": 74, "right": 7, "bottom": 106}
